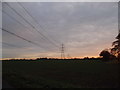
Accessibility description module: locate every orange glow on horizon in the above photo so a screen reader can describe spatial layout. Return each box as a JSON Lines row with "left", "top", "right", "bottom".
{"left": 1, "top": 55, "right": 100, "bottom": 60}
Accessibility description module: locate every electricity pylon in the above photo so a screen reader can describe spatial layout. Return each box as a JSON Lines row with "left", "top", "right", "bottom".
{"left": 61, "top": 43, "right": 65, "bottom": 59}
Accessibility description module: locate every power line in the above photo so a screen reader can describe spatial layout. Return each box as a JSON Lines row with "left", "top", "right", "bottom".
{"left": 1, "top": 41, "right": 58, "bottom": 56}
{"left": 3, "top": 2, "right": 44, "bottom": 40}
{"left": 2, "top": 10, "right": 46, "bottom": 42}
{"left": 2, "top": 28, "right": 41, "bottom": 46}
{"left": 2, "top": 28, "right": 59, "bottom": 53}
{"left": 17, "top": 1, "right": 61, "bottom": 46}
{"left": 2, "top": 41, "right": 21, "bottom": 48}
{"left": 2, "top": 12, "right": 59, "bottom": 54}
{"left": 4, "top": 2, "right": 59, "bottom": 48}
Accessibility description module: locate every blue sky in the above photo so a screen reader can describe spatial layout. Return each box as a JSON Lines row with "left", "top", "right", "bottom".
{"left": 2, "top": 2, "right": 118, "bottom": 59}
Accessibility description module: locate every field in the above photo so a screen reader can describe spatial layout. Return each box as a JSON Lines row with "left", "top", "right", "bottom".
{"left": 2, "top": 60, "right": 120, "bottom": 88}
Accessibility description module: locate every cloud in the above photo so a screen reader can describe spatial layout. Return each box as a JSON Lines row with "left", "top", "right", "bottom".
{"left": 2, "top": 2, "right": 118, "bottom": 58}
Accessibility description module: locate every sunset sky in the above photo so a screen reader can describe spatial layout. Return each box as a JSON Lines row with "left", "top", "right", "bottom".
{"left": 2, "top": 2, "right": 118, "bottom": 59}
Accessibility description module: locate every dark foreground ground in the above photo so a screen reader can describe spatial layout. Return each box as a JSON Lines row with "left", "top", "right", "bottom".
{"left": 2, "top": 60, "right": 120, "bottom": 88}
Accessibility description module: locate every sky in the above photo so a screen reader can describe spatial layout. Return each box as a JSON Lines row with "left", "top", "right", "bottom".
{"left": 2, "top": 2, "right": 118, "bottom": 59}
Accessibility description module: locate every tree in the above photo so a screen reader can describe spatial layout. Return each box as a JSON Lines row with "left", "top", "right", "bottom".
{"left": 99, "top": 49, "right": 111, "bottom": 61}
{"left": 111, "top": 32, "right": 120, "bottom": 62}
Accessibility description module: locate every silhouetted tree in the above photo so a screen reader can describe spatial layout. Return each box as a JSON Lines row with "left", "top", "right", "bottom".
{"left": 109, "top": 54, "right": 116, "bottom": 60}
{"left": 83, "top": 57, "right": 89, "bottom": 60}
{"left": 99, "top": 49, "right": 111, "bottom": 61}
{"left": 111, "top": 32, "right": 120, "bottom": 62}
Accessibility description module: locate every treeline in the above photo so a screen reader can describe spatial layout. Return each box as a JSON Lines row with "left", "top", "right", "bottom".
{"left": 5, "top": 57, "right": 103, "bottom": 61}
{"left": 36, "top": 57, "right": 103, "bottom": 61}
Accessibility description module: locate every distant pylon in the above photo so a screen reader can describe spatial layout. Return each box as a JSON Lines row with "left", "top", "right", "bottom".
{"left": 67, "top": 54, "right": 71, "bottom": 59}
{"left": 61, "top": 43, "right": 65, "bottom": 59}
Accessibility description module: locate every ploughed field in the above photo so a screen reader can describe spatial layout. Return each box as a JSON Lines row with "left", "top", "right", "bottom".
{"left": 2, "top": 60, "right": 119, "bottom": 88}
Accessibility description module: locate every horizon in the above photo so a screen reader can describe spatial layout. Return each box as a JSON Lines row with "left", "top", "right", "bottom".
{"left": 0, "top": 56, "right": 102, "bottom": 60}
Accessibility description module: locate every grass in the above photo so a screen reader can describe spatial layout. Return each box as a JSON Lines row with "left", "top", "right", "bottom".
{"left": 2, "top": 60, "right": 119, "bottom": 88}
